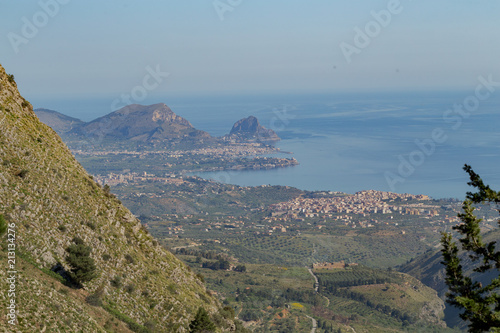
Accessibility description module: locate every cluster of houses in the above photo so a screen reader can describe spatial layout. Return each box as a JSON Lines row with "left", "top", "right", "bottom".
{"left": 94, "top": 172, "right": 184, "bottom": 186}
{"left": 268, "top": 190, "right": 433, "bottom": 220}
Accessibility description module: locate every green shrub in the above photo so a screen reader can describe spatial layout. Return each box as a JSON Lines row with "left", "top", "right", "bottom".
{"left": 65, "top": 238, "right": 97, "bottom": 286}
{"left": 144, "top": 320, "right": 156, "bottom": 331}
{"left": 103, "top": 184, "right": 116, "bottom": 198}
{"left": 110, "top": 275, "right": 122, "bottom": 288}
{"left": 15, "top": 169, "right": 29, "bottom": 178}
{"left": 124, "top": 254, "right": 135, "bottom": 264}
{"left": 125, "top": 284, "right": 135, "bottom": 294}
{"left": 221, "top": 306, "right": 235, "bottom": 319}
{"left": 102, "top": 304, "right": 152, "bottom": 333}
{"left": 85, "top": 291, "right": 103, "bottom": 307}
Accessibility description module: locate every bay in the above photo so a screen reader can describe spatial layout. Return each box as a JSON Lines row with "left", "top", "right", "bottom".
{"left": 32, "top": 91, "right": 500, "bottom": 199}
{"left": 177, "top": 91, "right": 500, "bottom": 199}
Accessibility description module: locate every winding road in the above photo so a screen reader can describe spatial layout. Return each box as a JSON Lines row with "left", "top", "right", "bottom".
{"left": 305, "top": 315, "right": 317, "bottom": 333}
{"left": 307, "top": 266, "right": 358, "bottom": 333}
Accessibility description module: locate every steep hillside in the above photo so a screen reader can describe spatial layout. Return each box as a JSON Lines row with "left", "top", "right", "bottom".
{"left": 400, "top": 227, "right": 499, "bottom": 329}
{"left": 401, "top": 228, "right": 500, "bottom": 295}
{"left": 0, "top": 65, "right": 238, "bottom": 332}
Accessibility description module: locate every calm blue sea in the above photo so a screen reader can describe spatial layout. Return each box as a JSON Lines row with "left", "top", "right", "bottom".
{"left": 33, "top": 91, "right": 500, "bottom": 199}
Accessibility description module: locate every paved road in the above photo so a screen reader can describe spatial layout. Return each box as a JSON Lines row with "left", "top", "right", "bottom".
{"left": 308, "top": 266, "right": 353, "bottom": 332}
{"left": 307, "top": 268, "right": 319, "bottom": 292}
{"left": 305, "top": 315, "right": 317, "bottom": 333}
{"left": 322, "top": 294, "right": 330, "bottom": 307}
{"left": 308, "top": 267, "right": 330, "bottom": 306}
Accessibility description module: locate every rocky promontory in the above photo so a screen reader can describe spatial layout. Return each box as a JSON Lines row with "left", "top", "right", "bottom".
{"left": 224, "top": 116, "right": 280, "bottom": 143}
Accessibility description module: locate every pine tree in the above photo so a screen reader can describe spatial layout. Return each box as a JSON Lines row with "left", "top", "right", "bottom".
{"left": 0, "top": 214, "right": 7, "bottom": 236}
{"left": 441, "top": 165, "right": 500, "bottom": 332}
{"left": 65, "top": 237, "right": 97, "bottom": 286}
{"left": 189, "top": 307, "right": 216, "bottom": 333}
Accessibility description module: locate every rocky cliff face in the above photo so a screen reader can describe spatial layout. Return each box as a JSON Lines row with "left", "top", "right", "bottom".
{"left": 0, "top": 64, "right": 234, "bottom": 332}
{"left": 226, "top": 116, "right": 280, "bottom": 143}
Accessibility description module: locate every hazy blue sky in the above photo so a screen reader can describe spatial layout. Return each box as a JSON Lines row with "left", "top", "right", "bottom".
{"left": 1, "top": 1, "right": 499, "bottom": 101}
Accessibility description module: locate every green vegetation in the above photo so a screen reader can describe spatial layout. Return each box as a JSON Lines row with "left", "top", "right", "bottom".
{"left": 85, "top": 289, "right": 103, "bottom": 306}
{"left": 103, "top": 302, "right": 153, "bottom": 333}
{"left": 202, "top": 259, "right": 231, "bottom": 270}
{"left": 174, "top": 246, "right": 452, "bottom": 333}
{"left": 0, "top": 214, "right": 7, "bottom": 236}
{"left": 189, "top": 307, "right": 216, "bottom": 332}
{"left": 317, "top": 265, "right": 403, "bottom": 292}
{"left": 65, "top": 237, "right": 97, "bottom": 286}
{"left": 110, "top": 275, "right": 122, "bottom": 288}
{"left": 441, "top": 165, "right": 500, "bottom": 332}
{"left": 113, "top": 177, "right": 494, "bottom": 270}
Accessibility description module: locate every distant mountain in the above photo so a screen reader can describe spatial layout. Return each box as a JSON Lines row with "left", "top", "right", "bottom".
{"left": 225, "top": 115, "right": 280, "bottom": 142}
{"left": 73, "top": 103, "right": 211, "bottom": 143}
{"left": 35, "top": 106, "right": 280, "bottom": 149}
{"left": 34, "top": 108, "right": 85, "bottom": 135}
{"left": 0, "top": 64, "right": 238, "bottom": 331}
{"left": 400, "top": 227, "right": 500, "bottom": 295}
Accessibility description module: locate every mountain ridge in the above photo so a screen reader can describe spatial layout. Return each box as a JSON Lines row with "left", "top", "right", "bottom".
{"left": 34, "top": 108, "right": 85, "bottom": 134}
{"left": 72, "top": 103, "right": 212, "bottom": 143}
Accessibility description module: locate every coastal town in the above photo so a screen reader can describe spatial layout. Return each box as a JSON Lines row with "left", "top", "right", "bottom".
{"left": 92, "top": 154, "right": 298, "bottom": 186}
{"left": 75, "top": 142, "right": 298, "bottom": 185}
{"left": 268, "top": 190, "right": 436, "bottom": 219}
{"left": 71, "top": 141, "right": 284, "bottom": 158}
